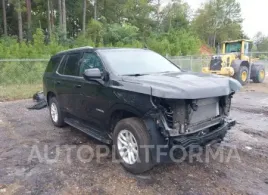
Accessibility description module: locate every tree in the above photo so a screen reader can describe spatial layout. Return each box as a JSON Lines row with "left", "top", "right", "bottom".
{"left": 103, "top": 23, "right": 139, "bottom": 45}
{"left": 62, "top": 0, "right": 66, "bottom": 39}
{"left": 47, "top": 0, "right": 51, "bottom": 36}
{"left": 94, "top": 0, "right": 97, "bottom": 20}
{"left": 122, "top": 0, "right": 156, "bottom": 41}
{"left": 26, "top": 0, "right": 32, "bottom": 41}
{"left": 254, "top": 32, "right": 268, "bottom": 52}
{"left": 2, "top": 0, "right": 7, "bottom": 35}
{"left": 50, "top": 0, "right": 54, "bottom": 29}
{"left": 58, "top": 0, "right": 62, "bottom": 28}
{"left": 82, "top": 0, "right": 87, "bottom": 35}
{"left": 16, "top": 0, "right": 23, "bottom": 42}
{"left": 160, "top": 0, "right": 190, "bottom": 32}
{"left": 192, "top": 0, "right": 243, "bottom": 47}
{"left": 0, "top": 0, "right": 203, "bottom": 56}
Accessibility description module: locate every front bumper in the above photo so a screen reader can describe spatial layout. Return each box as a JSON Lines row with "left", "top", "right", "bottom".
{"left": 202, "top": 67, "right": 235, "bottom": 76}
{"left": 170, "top": 119, "right": 236, "bottom": 148}
{"left": 150, "top": 119, "right": 236, "bottom": 164}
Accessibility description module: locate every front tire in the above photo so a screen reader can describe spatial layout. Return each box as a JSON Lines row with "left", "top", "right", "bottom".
{"left": 113, "top": 117, "right": 154, "bottom": 174}
{"left": 234, "top": 66, "right": 248, "bottom": 85}
{"left": 48, "top": 97, "right": 65, "bottom": 127}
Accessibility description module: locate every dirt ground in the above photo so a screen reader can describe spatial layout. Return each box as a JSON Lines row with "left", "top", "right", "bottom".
{"left": 0, "top": 81, "right": 268, "bottom": 195}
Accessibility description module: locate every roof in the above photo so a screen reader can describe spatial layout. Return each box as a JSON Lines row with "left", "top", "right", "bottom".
{"left": 55, "top": 46, "right": 94, "bottom": 55}
{"left": 95, "top": 48, "right": 148, "bottom": 51}
{"left": 54, "top": 47, "right": 148, "bottom": 56}
{"left": 222, "top": 39, "right": 252, "bottom": 43}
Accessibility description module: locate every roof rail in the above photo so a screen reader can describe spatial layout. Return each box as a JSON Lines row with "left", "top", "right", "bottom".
{"left": 56, "top": 46, "right": 94, "bottom": 55}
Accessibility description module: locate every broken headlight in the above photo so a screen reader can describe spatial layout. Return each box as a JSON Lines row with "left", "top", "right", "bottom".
{"left": 220, "top": 96, "right": 232, "bottom": 116}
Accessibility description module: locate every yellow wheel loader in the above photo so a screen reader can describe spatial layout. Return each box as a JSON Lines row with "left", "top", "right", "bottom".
{"left": 202, "top": 39, "right": 266, "bottom": 85}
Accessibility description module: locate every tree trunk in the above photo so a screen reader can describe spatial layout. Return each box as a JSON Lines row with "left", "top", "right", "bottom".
{"left": 26, "top": 0, "right": 32, "bottom": 41}
{"left": 213, "top": 31, "right": 217, "bottom": 48}
{"left": 2, "top": 0, "right": 7, "bottom": 36}
{"left": 94, "top": 0, "right": 97, "bottom": 20}
{"left": 50, "top": 0, "right": 54, "bottom": 30}
{"left": 157, "top": 0, "right": 160, "bottom": 31}
{"left": 17, "top": 0, "right": 23, "bottom": 42}
{"left": 58, "top": 0, "right": 62, "bottom": 28}
{"left": 47, "top": 0, "right": 51, "bottom": 36}
{"left": 82, "top": 0, "right": 87, "bottom": 34}
{"left": 62, "top": 0, "right": 66, "bottom": 39}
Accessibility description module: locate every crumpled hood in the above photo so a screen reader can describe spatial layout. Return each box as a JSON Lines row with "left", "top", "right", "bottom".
{"left": 119, "top": 71, "right": 242, "bottom": 99}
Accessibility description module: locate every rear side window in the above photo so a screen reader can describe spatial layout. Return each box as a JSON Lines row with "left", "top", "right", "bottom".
{"left": 58, "top": 53, "right": 81, "bottom": 76}
{"left": 58, "top": 56, "right": 67, "bottom": 74}
{"left": 46, "top": 55, "right": 62, "bottom": 73}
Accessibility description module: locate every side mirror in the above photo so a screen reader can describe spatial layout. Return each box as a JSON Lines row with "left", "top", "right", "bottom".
{"left": 83, "top": 68, "right": 102, "bottom": 81}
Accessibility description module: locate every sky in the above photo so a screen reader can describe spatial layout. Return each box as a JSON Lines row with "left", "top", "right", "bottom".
{"left": 163, "top": 0, "right": 268, "bottom": 39}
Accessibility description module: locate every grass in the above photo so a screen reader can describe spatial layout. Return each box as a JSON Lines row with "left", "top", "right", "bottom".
{"left": 0, "top": 83, "right": 42, "bottom": 101}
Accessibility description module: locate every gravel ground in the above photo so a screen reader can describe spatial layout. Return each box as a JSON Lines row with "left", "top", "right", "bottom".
{"left": 0, "top": 83, "right": 268, "bottom": 195}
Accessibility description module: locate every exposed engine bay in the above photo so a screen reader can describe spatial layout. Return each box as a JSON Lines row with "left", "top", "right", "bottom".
{"left": 153, "top": 95, "right": 232, "bottom": 137}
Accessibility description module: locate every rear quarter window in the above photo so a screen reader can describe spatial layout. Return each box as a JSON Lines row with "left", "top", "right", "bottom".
{"left": 46, "top": 55, "right": 63, "bottom": 73}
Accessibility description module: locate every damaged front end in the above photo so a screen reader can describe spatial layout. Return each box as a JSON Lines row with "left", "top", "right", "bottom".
{"left": 147, "top": 94, "right": 236, "bottom": 148}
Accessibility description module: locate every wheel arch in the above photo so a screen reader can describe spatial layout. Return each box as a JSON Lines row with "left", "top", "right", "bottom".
{"left": 231, "top": 60, "right": 249, "bottom": 73}
{"left": 107, "top": 104, "right": 145, "bottom": 132}
{"left": 46, "top": 91, "right": 56, "bottom": 104}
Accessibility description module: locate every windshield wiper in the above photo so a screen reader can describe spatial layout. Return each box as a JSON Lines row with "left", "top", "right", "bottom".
{"left": 122, "top": 73, "right": 148, "bottom": 77}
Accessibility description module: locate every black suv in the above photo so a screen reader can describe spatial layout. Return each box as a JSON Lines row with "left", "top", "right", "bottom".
{"left": 43, "top": 47, "right": 241, "bottom": 173}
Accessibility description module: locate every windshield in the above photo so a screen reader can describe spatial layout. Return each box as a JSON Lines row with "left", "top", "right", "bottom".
{"left": 98, "top": 49, "right": 180, "bottom": 75}
{"left": 225, "top": 42, "right": 241, "bottom": 53}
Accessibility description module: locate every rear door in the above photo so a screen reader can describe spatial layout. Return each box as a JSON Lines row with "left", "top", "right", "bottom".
{"left": 43, "top": 55, "right": 63, "bottom": 100}
{"left": 55, "top": 53, "right": 83, "bottom": 116}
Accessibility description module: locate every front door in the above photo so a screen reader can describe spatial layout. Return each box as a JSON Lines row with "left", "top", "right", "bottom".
{"left": 76, "top": 52, "right": 112, "bottom": 130}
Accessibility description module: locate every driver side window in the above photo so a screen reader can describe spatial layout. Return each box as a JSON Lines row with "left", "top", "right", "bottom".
{"left": 79, "top": 53, "right": 103, "bottom": 76}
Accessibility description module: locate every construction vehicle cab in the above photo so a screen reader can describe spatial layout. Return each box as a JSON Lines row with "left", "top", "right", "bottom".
{"left": 202, "top": 39, "right": 265, "bottom": 85}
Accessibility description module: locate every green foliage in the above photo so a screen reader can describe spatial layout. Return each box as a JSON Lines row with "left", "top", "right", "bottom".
{"left": 160, "top": 0, "right": 190, "bottom": 32}
{"left": 103, "top": 23, "right": 139, "bottom": 45}
{"left": 147, "top": 30, "right": 201, "bottom": 56}
{"left": 0, "top": 28, "right": 70, "bottom": 59}
{"left": 192, "top": 0, "right": 244, "bottom": 47}
{"left": 0, "top": 61, "right": 47, "bottom": 85}
{"left": 86, "top": 19, "right": 104, "bottom": 46}
{"left": 254, "top": 32, "right": 268, "bottom": 52}
{"left": 258, "top": 55, "right": 268, "bottom": 60}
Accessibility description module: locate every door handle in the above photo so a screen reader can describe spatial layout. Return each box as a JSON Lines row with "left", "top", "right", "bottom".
{"left": 56, "top": 81, "right": 61, "bottom": 85}
{"left": 75, "top": 84, "right": 82, "bottom": 88}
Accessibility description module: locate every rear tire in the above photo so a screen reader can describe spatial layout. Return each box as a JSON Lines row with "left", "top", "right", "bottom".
{"left": 252, "top": 67, "right": 265, "bottom": 83}
{"left": 48, "top": 97, "right": 65, "bottom": 127}
{"left": 113, "top": 117, "right": 154, "bottom": 174}
{"left": 234, "top": 66, "right": 248, "bottom": 85}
